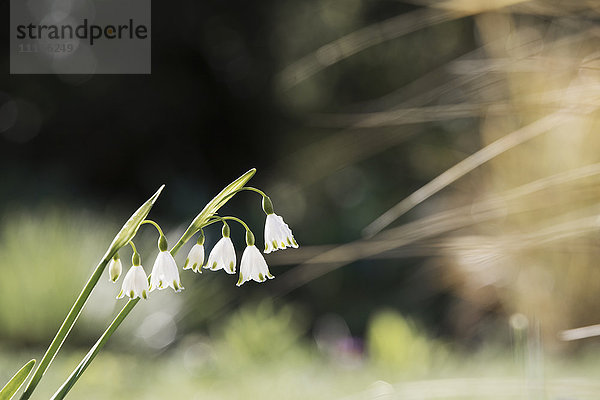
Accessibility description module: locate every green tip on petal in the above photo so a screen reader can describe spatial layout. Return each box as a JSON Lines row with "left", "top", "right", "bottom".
{"left": 259, "top": 273, "right": 264, "bottom": 281}
{"left": 184, "top": 259, "right": 190, "bottom": 269}
{"left": 129, "top": 290, "right": 135, "bottom": 298}
{"left": 142, "top": 290, "right": 147, "bottom": 299}
{"left": 229, "top": 261, "right": 234, "bottom": 272}
{"left": 237, "top": 273, "right": 244, "bottom": 286}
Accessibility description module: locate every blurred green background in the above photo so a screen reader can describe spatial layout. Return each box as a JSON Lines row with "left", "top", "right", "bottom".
{"left": 2, "top": 0, "right": 600, "bottom": 398}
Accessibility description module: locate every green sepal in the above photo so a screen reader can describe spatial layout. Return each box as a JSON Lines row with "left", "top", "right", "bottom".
{"left": 197, "top": 229, "right": 205, "bottom": 245}
{"left": 104, "top": 185, "right": 164, "bottom": 260}
{"left": 222, "top": 223, "right": 230, "bottom": 238}
{"left": 262, "top": 196, "right": 274, "bottom": 215}
{"left": 132, "top": 252, "right": 141, "bottom": 266}
{"left": 246, "top": 230, "right": 255, "bottom": 246}
{"left": 158, "top": 235, "right": 168, "bottom": 252}
{"left": 0, "top": 359, "right": 35, "bottom": 400}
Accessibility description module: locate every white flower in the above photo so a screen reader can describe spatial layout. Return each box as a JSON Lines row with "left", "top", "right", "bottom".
{"left": 184, "top": 243, "right": 204, "bottom": 273}
{"left": 264, "top": 213, "right": 298, "bottom": 253}
{"left": 108, "top": 257, "right": 123, "bottom": 283}
{"left": 237, "top": 245, "right": 274, "bottom": 286}
{"left": 150, "top": 251, "right": 184, "bottom": 292}
{"left": 117, "top": 265, "right": 149, "bottom": 300}
{"left": 205, "top": 237, "right": 236, "bottom": 274}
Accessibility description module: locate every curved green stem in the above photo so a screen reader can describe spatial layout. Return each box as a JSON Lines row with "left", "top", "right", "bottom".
{"left": 140, "top": 220, "right": 165, "bottom": 237}
{"left": 217, "top": 186, "right": 268, "bottom": 207}
{"left": 128, "top": 241, "right": 137, "bottom": 254}
{"left": 214, "top": 215, "right": 251, "bottom": 232}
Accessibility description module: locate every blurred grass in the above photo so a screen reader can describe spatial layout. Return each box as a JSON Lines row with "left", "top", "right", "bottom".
{"left": 2, "top": 302, "right": 600, "bottom": 399}
{"left": 0, "top": 209, "right": 116, "bottom": 344}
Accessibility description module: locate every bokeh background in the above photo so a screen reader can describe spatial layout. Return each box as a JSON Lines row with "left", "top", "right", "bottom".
{"left": 2, "top": 0, "right": 600, "bottom": 398}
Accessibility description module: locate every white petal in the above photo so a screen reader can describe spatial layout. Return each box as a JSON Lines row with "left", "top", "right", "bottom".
{"left": 184, "top": 244, "right": 204, "bottom": 273}
{"left": 264, "top": 213, "right": 298, "bottom": 253}
{"left": 132, "top": 265, "right": 149, "bottom": 299}
{"left": 205, "top": 237, "right": 236, "bottom": 274}
{"left": 237, "top": 245, "right": 273, "bottom": 286}
{"left": 150, "top": 251, "right": 183, "bottom": 292}
{"left": 118, "top": 265, "right": 148, "bottom": 299}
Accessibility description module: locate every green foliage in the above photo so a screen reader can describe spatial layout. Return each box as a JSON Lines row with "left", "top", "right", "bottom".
{"left": 0, "top": 210, "right": 114, "bottom": 344}
{"left": 367, "top": 309, "right": 444, "bottom": 375}
{"left": 0, "top": 359, "right": 35, "bottom": 400}
{"left": 212, "top": 301, "right": 307, "bottom": 367}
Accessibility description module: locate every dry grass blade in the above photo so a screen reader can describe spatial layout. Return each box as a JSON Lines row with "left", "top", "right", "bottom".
{"left": 272, "top": 163, "right": 600, "bottom": 293}
{"left": 277, "top": 7, "right": 464, "bottom": 91}
{"left": 362, "top": 110, "right": 579, "bottom": 237}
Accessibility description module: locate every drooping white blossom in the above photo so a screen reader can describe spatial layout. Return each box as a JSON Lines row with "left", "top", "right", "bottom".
{"left": 117, "top": 265, "right": 149, "bottom": 300}
{"left": 205, "top": 236, "right": 236, "bottom": 274}
{"left": 184, "top": 243, "right": 204, "bottom": 273}
{"left": 150, "top": 251, "right": 184, "bottom": 292}
{"left": 264, "top": 213, "right": 298, "bottom": 253}
{"left": 108, "top": 256, "right": 123, "bottom": 283}
{"left": 237, "top": 244, "right": 274, "bottom": 286}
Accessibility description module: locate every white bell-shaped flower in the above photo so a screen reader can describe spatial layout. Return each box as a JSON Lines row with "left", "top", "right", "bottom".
{"left": 117, "top": 265, "right": 149, "bottom": 300}
{"left": 150, "top": 251, "right": 184, "bottom": 292}
{"left": 237, "top": 244, "right": 274, "bottom": 286}
{"left": 184, "top": 243, "right": 205, "bottom": 273}
{"left": 108, "top": 255, "right": 123, "bottom": 283}
{"left": 205, "top": 237, "right": 236, "bottom": 274}
{"left": 264, "top": 213, "right": 298, "bottom": 253}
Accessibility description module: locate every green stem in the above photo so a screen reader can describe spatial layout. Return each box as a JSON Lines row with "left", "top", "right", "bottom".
{"left": 50, "top": 243, "right": 185, "bottom": 400}
{"left": 50, "top": 170, "right": 257, "bottom": 399}
{"left": 217, "top": 186, "right": 268, "bottom": 207}
{"left": 50, "top": 298, "right": 139, "bottom": 400}
{"left": 128, "top": 241, "right": 137, "bottom": 254}
{"left": 20, "top": 256, "right": 111, "bottom": 400}
{"left": 214, "top": 216, "right": 251, "bottom": 232}
{"left": 140, "top": 220, "right": 164, "bottom": 236}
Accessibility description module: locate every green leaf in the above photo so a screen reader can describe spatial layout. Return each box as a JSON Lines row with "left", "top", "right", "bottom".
{"left": 173, "top": 169, "right": 256, "bottom": 252}
{"left": 0, "top": 360, "right": 35, "bottom": 400}
{"left": 20, "top": 186, "right": 165, "bottom": 400}
{"left": 104, "top": 184, "right": 165, "bottom": 259}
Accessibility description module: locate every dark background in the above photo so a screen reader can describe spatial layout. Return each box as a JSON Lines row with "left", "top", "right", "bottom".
{"left": 0, "top": 0, "right": 480, "bottom": 344}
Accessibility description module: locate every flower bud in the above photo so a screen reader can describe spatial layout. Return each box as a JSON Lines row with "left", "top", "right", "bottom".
{"left": 108, "top": 253, "right": 122, "bottom": 283}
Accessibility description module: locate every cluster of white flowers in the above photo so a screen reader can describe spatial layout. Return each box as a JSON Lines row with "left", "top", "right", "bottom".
{"left": 185, "top": 209, "right": 298, "bottom": 286}
{"left": 109, "top": 194, "right": 298, "bottom": 300}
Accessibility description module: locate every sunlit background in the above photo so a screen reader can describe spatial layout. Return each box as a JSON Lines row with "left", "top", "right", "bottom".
{"left": 2, "top": 0, "right": 600, "bottom": 398}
